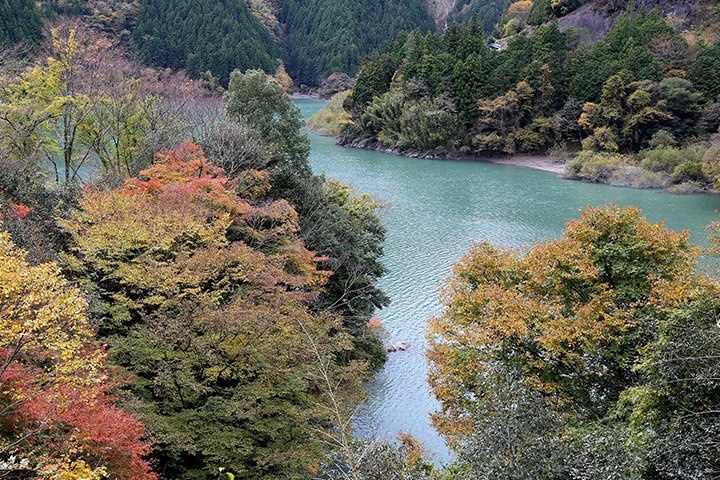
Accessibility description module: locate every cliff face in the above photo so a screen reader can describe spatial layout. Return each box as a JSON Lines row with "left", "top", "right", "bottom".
{"left": 558, "top": 0, "right": 704, "bottom": 44}
{"left": 426, "top": 0, "right": 457, "bottom": 30}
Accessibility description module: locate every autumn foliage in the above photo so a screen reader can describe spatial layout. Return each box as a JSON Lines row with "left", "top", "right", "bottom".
{"left": 427, "top": 205, "right": 720, "bottom": 477}
{"left": 0, "top": 232, "right": 155, "bottom": 479}
{"left": 428, "top": 205, "right": 696, "bottom": 437}
{"left": 60, "top": 143, "right": 360, "bottom": 478}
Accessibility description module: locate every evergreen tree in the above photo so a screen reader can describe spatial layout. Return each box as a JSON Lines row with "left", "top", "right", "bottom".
{"left": 279, "top": 0, "right": 434, "bottom": 86}
{"left": 133, "top": 0, "right": 280, "bottom": 85}
{"left": 0, "top": 0, "right": 42, "bottom": 46}
{"left": 689, "top": 40, "right": 720, "bottom": 102}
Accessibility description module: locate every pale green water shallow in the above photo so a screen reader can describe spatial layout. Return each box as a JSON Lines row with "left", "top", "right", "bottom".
{"left": 295, "top": 99, "right": 720, "bottom": 463}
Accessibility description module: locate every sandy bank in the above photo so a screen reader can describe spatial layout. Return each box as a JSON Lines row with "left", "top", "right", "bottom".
{"left": 487, "top": 155, "right": 566, "bottom": 174}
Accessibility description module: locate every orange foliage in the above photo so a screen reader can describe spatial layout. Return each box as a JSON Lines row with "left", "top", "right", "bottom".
{"left": 367, "top": 315, "right": 382, "bottom": 330}
{"left": 11, "top": 203, "right": 31, "bottom": 218}
{"left": 64, "top": 143, "right": 330, "bottom": 311}
{"left": 0, "top": 232, "right": 155, "bottom": 479}
{"left": 427, "top": 205, "right": 697, "bottom": 444}
{"left": 123, "top": 142, "right": 250, "bottom": 217}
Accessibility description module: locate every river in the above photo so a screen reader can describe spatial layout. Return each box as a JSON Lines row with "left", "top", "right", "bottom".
{"left": 295, "top": 98, "right": 720, "bottom": 464}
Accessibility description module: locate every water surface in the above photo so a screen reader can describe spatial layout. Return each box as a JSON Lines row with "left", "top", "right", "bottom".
{"left": 296, "top": 99, "right": 720, "bottom": 463}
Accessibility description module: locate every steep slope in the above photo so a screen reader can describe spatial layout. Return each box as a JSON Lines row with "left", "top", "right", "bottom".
{"left": 18, "top": 0, "right": 439, "bottom": 87}
{"left": 426, "top": 0, "right": 458, "bottom": 30}
{"left": 280, "top": 0, "right": 436, "bottom": 86}
{"left": 0, "top": 0, "right": 43, "bottom": 46}
{"left": 501, "top": 0, "right": 718, "bottom": 45}
{"left": 133, "top": 0, "right": 280, "bottom": 85}
{"left": 449, "top": 0, "right": 513, "bottom": 33}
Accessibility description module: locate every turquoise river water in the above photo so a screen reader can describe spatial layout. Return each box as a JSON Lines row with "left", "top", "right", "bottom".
{"left": 295, "top": 99, "right": 720, "bottom": 463}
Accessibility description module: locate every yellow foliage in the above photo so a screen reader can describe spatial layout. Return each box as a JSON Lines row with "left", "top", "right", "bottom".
{"left": 39, "top": 457, "right": 107, "bottom": 480}
{"left": 274, "top": 62, "right": 294, "bottom": 93}
{"left": 306, "top": 90, "right": 353, "bottom": 136}
{"left": 0, "top": 231, "right": 101, "bottom": 381}
{"left": 508, "top": 0, "right": 533, "bottom": 20}
{"left": 427, "top": 205, "right": 697, "bottom": 444}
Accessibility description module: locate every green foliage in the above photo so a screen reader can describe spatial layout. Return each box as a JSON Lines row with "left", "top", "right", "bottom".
{"left": 322, "top": 436, "right": 436, "bottom": 479}
{"left": 527, "top": 0, "right": 553, "bottom": 25}
{"left": 361, "top": 90, "right": 460, "bottom": 151}
{"left": 689, "top": 39, "right": 720, "bottom": 101}
{"left": 566, "top": 12, "right": 673, "bottom": 102}
{"left": 133, "top": 0, "right": 280, "bottom": 85}
{"left": 0, "top": 0, "right": 42, "bottom": 46}
{"left": 448, "top": 1, "right": 514, "bottom": 33}
{"left": 224, "top": 69, "right": 310, "bottom": 193}
{"left": 473, "top": 80, "right": 558, "bottom": 153}
{"left": 565, "top": 150, "right": 671, "bottom": 188}
{"left": 293, "top": 177, "right": 390, "bottom": 370}
{"left": 306, "top": 90, "right": 353, "bottom": 136}
{"left": 280, "top": 0, "right": 435, "bottom": 86}
{"left": 211, "top": 70, "right": 388, "bottom": 369}
{"left": 348, "top": 20, "right": 575, "bottom": 155}
{"left": 0, "top": 29, "right": 161, "bottom": 184}
{"left": 0, "top": 156, "right": 76, "bottom": 263}
{"left": 640, "top": 143, "right": 705, "bottom": 174}
{"left": 566, "top": 150, "right": 632, "bottom": 181}
{"left": 61, "top": 143, "right": 361, "bottom": 479}
{"left": 350, "top": 51, "right": 401, "bottom": 112}
{"left": 579, "top": 75, "right": 703, "bottom": 152}
{"left": 671, "top": 160, "right": 707, "bottom": 183}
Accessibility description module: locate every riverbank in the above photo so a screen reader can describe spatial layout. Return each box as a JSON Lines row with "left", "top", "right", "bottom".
{"left": 289, "top": 92, "right": 322, "bottom": 100}
{"left": 297, "top": 94, "right": 720, "bottom": 462}
{"left": 334, "top": 136, "right": 719, "bottom": 193}
{"left": 336, "top": 136, "right": 567, "bottom": 174}
{"left": 487, "top": 155, "right": 566, "bottom": 174}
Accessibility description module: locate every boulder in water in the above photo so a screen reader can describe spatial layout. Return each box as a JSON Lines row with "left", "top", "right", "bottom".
{"left": 386, "top": 341, "right": 411, "bottom": 352}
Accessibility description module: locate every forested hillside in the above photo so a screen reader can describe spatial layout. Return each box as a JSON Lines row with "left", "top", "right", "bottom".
{"left": 341, "top": 2, "right": 720, "bottom": 192}
{"left": 4, "top": 1, "right": 720, "bottom": 478}
{"left": 133, "top": 0, "right": 280, "bottom": 84}
{"left": 448, "top": 0, "right": 512, "bottom": 33}
{"left": 9, "top": 0, "right": 439, "bottom": 87}
{"left": 0, "top": 26, "right": 391, "bottom": 477}
{"left": 280, "top": 0, "right": 436, "bottom": 86}
{"left": 0, "top": 0, "right": 43, "bottom": 46}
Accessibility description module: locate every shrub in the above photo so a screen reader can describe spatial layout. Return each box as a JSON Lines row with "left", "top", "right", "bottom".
{"left": 648, "top": 129, "right": 678, "bottom": 148}
{"left": 671, "top": 161, "right": 709, "bottom": 184}
{"left": 582, "top": 127, "right": 620, "bottom": 152}
{"left": 472, "top": 132, "right": 506, "bottom": 153}
{"left": 668, "top": 181, "right": 707, "bottom": 194}
{"left": 565, "top": 151, "right": 630, "bottom": 182}
{"left": 610, "top": 165, "right": 670, "bottom": 188}
{"left": 640, "top": 144, "right": 705, "bottom": 173}
{"left": 306, "top": 90, "right": 354, "bottom": 136}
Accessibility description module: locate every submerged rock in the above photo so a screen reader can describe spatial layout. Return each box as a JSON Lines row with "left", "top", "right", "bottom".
{"left": 386, "top": 341, "right": 411, "bottom": 352}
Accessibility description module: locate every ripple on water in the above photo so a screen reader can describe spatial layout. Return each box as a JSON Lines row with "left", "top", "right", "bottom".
{"left": 295, "top": 99, "right": 720, "bottom": 464}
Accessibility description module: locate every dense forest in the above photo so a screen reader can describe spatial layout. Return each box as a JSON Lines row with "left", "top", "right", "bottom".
{"left": 133, "top": 0, "right": 281, "bottom": 84}
{"left": 0, "top": 0, "right": 43, "bottom": 46}
{"left": 340, "top": 4, "right": 720, "bottom": 192}
{"left": 3, "top": 1, "right": 720, "bottom": 479}
{"left": 0, "top": 26, "right": 392, "bottom": 478}
{"left": 279, "top": 0, "right": 435, "bottom": 86}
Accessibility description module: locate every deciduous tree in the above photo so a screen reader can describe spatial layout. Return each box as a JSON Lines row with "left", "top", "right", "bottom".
{"left": 0, "top": 232, "right": 155, "bottom": 480}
